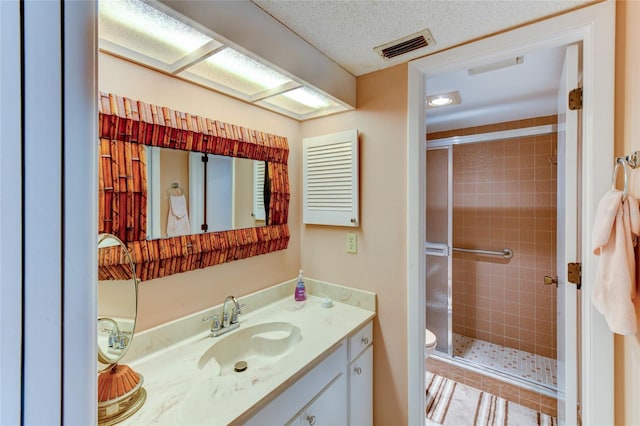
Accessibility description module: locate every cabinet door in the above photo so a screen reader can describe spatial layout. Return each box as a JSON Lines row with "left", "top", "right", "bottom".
{"left": 300, "top": 373, "right": 347, "bottom": 426}
{"left": 349, "top": 345, "right": 373, "bottom": 426}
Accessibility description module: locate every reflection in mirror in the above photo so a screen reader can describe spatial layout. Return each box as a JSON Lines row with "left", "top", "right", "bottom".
{"left": 97, "top": 234, "right": 138, "bottom": 367}
{"left": 146, "top": 146, "right": 266, "bottom": 239}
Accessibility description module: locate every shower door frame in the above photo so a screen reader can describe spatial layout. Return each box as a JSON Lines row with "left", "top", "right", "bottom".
{"left": 406, "top": 2, "right": 615, "bottom": 426}
{"left": 424, "top": 146, "right": 453, "bottom": 356}
{"left": 426, "top": 128, "right": 560, "bottom": 366}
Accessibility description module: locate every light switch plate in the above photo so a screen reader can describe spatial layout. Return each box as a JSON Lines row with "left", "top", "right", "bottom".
{"left": 346, "top": 233, "right": 357, "bottom": 254}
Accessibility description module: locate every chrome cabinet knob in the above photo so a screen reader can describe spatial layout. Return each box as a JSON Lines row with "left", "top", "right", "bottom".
{"left": 306, "top": 415, "right": 316, "bottom": 425}
{"left": 354, "top": 366, "right": 362, "bottom": 375}
{"left": 361, "top": 337, "right": 369, "bottom": 345}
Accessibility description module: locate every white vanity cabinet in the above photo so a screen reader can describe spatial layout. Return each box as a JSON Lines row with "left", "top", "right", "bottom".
{"left": 348, "top": 321, "right": 373, "bottom": 426}
{"left": 289, "top": 374, "right": 348, "bottom": 426}
{"left": 245, "top": 321, "right": 373, "bottom": 426}
{"left": 244, "top": 343, "right": 347, "bottom": 426}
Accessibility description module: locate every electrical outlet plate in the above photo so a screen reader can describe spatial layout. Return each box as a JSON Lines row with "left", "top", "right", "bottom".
{"left": 346, "top": 233, "right": 357, "bottom": 254}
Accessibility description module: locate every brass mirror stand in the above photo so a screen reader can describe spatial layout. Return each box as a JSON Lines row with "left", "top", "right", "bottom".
{"left": 98, "top": 364, "right": 146, "bottom": 425}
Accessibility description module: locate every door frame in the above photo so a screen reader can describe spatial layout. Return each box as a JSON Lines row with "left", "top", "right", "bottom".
{"left": 0, "top": 1, "right": 98, "bottom": 423}
{"left": 406, "top": 2, "right": 615, "bottom": 425}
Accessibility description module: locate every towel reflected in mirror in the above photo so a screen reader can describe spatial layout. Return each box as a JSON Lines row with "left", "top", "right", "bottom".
{"left": 167, "top": 194, "right": 191, "bottom": 237}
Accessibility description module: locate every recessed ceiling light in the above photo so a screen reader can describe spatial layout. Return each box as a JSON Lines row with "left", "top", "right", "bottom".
{"left": 426, "top": 91, "right": 461, "bottom": 108}
{"left": 430, "top": 97, "right": 452, "bottom": 107}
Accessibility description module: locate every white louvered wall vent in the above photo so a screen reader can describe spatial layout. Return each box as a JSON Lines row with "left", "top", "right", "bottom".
{"left": 303, "top": 129, "right": 359, "bottom": 227}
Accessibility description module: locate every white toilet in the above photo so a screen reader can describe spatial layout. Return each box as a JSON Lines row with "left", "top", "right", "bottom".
{"left": 425, "top": 329, "right": 437, "bottom": 357}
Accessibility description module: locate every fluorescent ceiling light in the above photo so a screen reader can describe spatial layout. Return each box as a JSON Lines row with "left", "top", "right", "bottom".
{"left": 208, "top": 49, "right": 291, "bottom": 89}
{"left": 98, "top": 0, "right": 351, "bottom": 120}
{"left": 261, "top": 87, "right": 341, "bottom": 116}
{"left": 426, "top": 91, "right": 461, "bottom": 108}
{"left": 284, "top": 87, "right": 332, "bottom": 109}
{"left": 184, "top": 48, "right": 294, "bottom": 95}
{"left": 99, "top": 0, "right": 216, "bottom": 64}
{"left": 468, "top": 56, "right": 524, "bottom": 76}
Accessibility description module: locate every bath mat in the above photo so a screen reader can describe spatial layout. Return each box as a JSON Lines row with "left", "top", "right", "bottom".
{"left": 426, "top": 372, "right": 557, "bottom": 426}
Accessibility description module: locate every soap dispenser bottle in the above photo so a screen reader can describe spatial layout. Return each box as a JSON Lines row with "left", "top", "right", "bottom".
{"left": 295, "top": 269, "right": 307, "bottom": 301}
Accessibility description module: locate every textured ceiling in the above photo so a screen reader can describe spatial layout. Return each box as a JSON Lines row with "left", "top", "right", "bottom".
{"left": 249, "top": 0, "right": 594, "bottom": 130}
{"left": 252, "top": 0, "right": 593, "bottom": 77}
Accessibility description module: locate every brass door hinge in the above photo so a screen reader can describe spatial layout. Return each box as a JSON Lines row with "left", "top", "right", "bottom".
{"left": 569, "top": 87, "right": 583, "bottom": 110}
{"left": 568, "top": 262, "right": 582, "bottom": 289}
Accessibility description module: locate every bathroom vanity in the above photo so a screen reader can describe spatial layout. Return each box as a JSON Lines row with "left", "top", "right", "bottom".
{"left": 118, "top": 279, "right": 375, "bottom": 425}
{"left": 244, "top": 321, "right": 373, "bottom": 426}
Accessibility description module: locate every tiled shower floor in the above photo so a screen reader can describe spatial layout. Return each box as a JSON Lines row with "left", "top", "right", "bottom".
{"left": 453, "top": 333, "right": 557, "bottom": 389}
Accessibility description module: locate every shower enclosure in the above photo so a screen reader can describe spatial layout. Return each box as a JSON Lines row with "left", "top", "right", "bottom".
{"left": 425, "top": 120, "right": 559, "bottom": 392}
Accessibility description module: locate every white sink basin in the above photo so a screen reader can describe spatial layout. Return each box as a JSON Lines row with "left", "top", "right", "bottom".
{"left": 198, "top": 322, "right": 302, "bottom": 376}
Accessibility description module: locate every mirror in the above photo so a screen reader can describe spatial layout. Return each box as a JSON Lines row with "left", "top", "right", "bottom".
{"left": 97, "top": 233, "right": 138, "bottom": 367}
{"left": 146, "top": 146, "right": 266, "bottom": 239}
{"left": 97, "top": 233, "right": 146, "bottom": 425}
{"left": 98, "top": 91, "right": 291, "bottom": 281}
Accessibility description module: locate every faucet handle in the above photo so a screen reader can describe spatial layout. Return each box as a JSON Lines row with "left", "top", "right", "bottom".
{"left": 212, "top": 315, "right": 221, "bottom": 330}
{"left": 203, "top": 314, "right": 221, "bottom": 331}
{"left": 231, "top": 304, "right": 247, "bottom": 324}
{"left": 202, "top": 313, "right": 216, "bottom": 322}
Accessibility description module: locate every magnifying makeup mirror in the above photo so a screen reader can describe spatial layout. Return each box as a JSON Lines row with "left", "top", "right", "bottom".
{"left": 97, "top": 233, "right": 146, "bottom": 425}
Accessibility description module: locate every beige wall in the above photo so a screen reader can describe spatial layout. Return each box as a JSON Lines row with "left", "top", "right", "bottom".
{"left": 615, "top": 1, "right": 640, "bottom": 424}
{"left": 300, "top": 64, "right": 409, "bottom": 426}
{"left": 99, "top": 53, "right": 301, "bottom": 330}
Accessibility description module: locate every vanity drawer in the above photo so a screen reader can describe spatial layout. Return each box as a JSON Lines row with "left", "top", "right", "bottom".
{"left": 348, "top": 321, "right": 372, "bottom": 362}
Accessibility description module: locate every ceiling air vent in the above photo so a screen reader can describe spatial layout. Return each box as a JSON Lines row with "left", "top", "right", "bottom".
{"left": 373, "top": 29, "right": 435, "bottom": 60}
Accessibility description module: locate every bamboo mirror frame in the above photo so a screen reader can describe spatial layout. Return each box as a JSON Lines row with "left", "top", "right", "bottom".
{"left": 98, "top": 92, "right": 290, "bottom": 281}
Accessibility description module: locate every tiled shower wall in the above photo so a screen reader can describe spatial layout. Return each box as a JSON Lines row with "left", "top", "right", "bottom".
{"left": 429, "top": 116, "right": 558, "bottom": 358}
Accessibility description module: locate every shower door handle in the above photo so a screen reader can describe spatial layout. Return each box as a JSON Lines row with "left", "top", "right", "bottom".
{"left": 425, "top": 242, "right": 449, "bottom": 256}
{"left": 544, "top": 275, "right": 558, "bottom": 287}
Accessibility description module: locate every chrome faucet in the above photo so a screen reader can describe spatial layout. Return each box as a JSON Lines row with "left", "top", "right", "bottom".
{"left": 222, "top": 295, "right": 241, "bottom": 327}
{"left": 208, "top": 295, "right": 243, "bottom": 338}
{"left": 98, "top": 317, "right": 129, "bottom": 349}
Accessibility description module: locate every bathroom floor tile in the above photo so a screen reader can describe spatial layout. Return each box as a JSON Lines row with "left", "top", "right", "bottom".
{"left": 453, "top": 333, "right": 557, "bottom": 389}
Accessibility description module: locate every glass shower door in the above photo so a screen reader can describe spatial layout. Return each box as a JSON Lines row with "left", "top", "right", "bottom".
{"left": 425, "top": 146, "right": 452, "bottom": 355}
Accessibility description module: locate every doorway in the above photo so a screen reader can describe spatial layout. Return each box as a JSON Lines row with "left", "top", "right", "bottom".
{"left": 423, "top": 43, "right": 573, "bottom": 396}
{"left": 406, "top": 3, "right": 615, "bottom": 426}
{"left": 426, "top": 124, "right": 561, "bottom": 392}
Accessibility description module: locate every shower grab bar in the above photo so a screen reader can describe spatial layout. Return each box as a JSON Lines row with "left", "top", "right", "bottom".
{"left": 452, "top": 247, "right": 513, "bottom": 259}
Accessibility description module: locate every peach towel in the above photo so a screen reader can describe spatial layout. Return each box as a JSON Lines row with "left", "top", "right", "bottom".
{"left": 628, "top": 167, "right": 640, "bottom": 332}
{"left": 592, "top": 190, "right": 639, "bottom": 335}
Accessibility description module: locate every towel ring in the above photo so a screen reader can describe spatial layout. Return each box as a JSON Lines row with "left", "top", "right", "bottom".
{"left": 168, "top": 182, "right": 184, "bottom": 197}
{"left": 612, "top": 157, "right": 629, "bottom": 199}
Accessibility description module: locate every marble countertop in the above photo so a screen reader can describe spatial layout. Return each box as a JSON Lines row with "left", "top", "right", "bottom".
{"left": 120, "top": 288, "right": 375, "bottom": 425}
